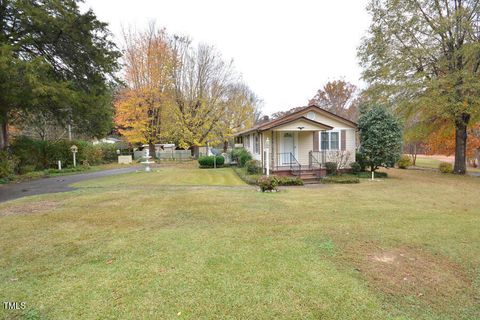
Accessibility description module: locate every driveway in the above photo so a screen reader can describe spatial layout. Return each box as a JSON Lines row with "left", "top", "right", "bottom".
{"left": 0, "top": 166, "right": 141, "bottom": 203}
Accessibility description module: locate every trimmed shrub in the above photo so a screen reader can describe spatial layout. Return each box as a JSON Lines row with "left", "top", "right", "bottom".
{"left": 198, "top": 155, "right": 225, "bottom": 168}
{"left": 325, "top": 162, "right": 338, "bottom": 175}
{"left": 0, "top": 151, "right": 19, "bottom": 179}
{"left": 257, "top": 176, "right": 278, "bottom": 192}
{"left": 439, "top": 162, "right": 453, "bottom": 174}
{"left": 245, "top": 160, "right": 262, "bottom": 174}
{"left": 350, "top": 162, "right": 362, "bottom": 173}
{"left": 321, "top": 175, "right": 360, "bottom": 184}
{"left": 274, "top": 175, "right": 304, "bottom": 186}
{"left": 232, "top": 148, "right": 252, "bottom": 167}
{"left": 397, "top": 155, "right": 412, "bottom": 169}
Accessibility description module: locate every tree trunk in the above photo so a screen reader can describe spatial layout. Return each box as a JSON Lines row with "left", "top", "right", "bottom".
{"left": 453, "top": 114, "right": 470, "bottom": 174}
{"left": 223, "top": 140, "right": 228, "bottom": 153}
{"left": 0, "top": 111, "right": 8, "bottom": 151}
{"left": 148, "top": 142, "right": 156, "bottom": 159}
{"left": 192, "top": 146, "right": 200, "bottom": 159}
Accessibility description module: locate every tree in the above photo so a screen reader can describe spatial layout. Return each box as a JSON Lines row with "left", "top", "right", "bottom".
{"left": 359, "top": 0, "right": 480, "bottom": 174}
{"left": 425, "top": 122, "right": 480, "bottom": 166}
{"left": 115, "top": 26, "right": 174, "bottom": 155}
{"left": 169, "top": 37, "right": 259, "bottom": 153}
{"left": 0, "top": 0, "right": 120, "bottom": 149}
{"left": 358, "top": 106, "right": 403, "bottom": 174}
{"left": 309, "top": 80, "right": 360, "bottom": 121}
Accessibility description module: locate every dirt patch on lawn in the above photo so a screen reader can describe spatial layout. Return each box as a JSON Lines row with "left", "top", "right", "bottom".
{"left": 0, "top": 200, "right": 60, "bottom": 217}
{"left": 353, "top": 245, "right": 474, "bottom": 306}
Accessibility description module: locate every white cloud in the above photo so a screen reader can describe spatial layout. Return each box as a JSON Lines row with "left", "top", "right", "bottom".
{"left": 82, "top": 0, "right": 371, "bottom": 115}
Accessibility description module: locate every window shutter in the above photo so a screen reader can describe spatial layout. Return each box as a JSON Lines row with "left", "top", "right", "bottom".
{"left": 313, "top": 132, "right": 319, "bottom": 151}
{"left": 341, "top": 130, "right": 346, "bottom": 151}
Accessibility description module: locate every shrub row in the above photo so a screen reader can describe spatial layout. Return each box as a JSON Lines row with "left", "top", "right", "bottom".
{"left": 274, "top": 175, "right": 304, "bottom": 186}
{"left": 233, "top": 167, "right": 261, "bottom": 185}
{"left": 198, "top": 155, "right": 225, "bottom": 168}
{"left": 0, "top": 136, "right": 120, "bottom": 179}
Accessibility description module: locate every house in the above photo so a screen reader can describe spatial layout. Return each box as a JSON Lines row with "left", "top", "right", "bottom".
{"left": 234, "top": 104, "right": 358, "bottom": 180}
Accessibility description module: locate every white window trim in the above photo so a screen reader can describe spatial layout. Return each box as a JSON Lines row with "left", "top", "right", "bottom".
{"left": 320, "top": 130, "right": 340, "bottom": 151}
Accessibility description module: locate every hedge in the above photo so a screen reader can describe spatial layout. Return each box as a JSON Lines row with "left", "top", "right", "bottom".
{"left": 198, "top": 155, "right": 225, "bottom": 168}
{"left": 321, "top": 175, "right": 360, "bottom": 184}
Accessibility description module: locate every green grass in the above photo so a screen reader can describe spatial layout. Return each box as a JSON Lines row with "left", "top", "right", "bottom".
{"left": 415, "top": 156, "right": 480, "bottom": 173}
{"left": 1, "top": 164, "right": 479, "bottom": 319}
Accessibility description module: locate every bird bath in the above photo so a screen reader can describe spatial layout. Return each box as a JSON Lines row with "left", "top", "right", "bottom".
{"left": 141, "top": 148, "right": 155, "bottom": 172}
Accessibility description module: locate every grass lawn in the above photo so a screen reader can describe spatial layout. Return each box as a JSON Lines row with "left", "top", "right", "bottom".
{"left": 414, "top": 155, "right": 480, "bottom": 173}
{"left": 1, "top": 163, "right": 479, "bottom": 319}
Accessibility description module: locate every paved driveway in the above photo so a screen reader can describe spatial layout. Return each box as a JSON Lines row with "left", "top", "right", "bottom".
{"left": 0, "top": 166, "right": 141, "bottom": 203}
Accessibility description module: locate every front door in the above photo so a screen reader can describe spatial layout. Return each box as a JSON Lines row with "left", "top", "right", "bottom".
{"left": 281, "top": 132, "right": 294, "bottom": 165}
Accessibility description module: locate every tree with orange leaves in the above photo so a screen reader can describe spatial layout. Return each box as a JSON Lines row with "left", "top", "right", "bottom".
{"left": 426, "top": 123, "right": 480, "bottom": 167}
{"left": 114, "top": 25, "right": 174, "bottom": 156}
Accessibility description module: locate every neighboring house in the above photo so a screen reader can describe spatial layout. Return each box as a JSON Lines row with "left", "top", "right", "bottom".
{"left": 234, "top": 104, "right": 358, "bottom": 179}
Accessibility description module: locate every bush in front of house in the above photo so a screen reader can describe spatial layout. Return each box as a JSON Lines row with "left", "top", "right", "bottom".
{"left": 439, "top": 162, "right": 453, "bottom": 174}
{"left": 350, "top": 162, "right": 362, "bottom": 173}
{"left": 257, "top": 176, "right": 278, "bottom": 192}
{"left": 233, "top": 167, "right": 260, "bottom": 185}
{"left": 397, "top": 155, "right": 412, "bottom": 169}
{"left": 325, "top": 162, "right": 338, "bottom": 175}
{"left": 245, "top": 160, "right": 262, "bottom": 174}
{"left": 232, "top": 147, "right": 252, "bottom": 167}
{"left": 198, "top": 155, "right": 225, "bottom": 168}
{"left": 355, "top": 151, "right": 368, "bottom": 171}
{"left": 321, "top": 175, "right": 360, "bottom": 184}
{"left": 274, "top": 175, "right": 304, "bottom": 186}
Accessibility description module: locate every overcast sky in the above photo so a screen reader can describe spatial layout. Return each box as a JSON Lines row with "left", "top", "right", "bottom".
{"left": 82, "top": 0, "right": 371, "bottom": 115}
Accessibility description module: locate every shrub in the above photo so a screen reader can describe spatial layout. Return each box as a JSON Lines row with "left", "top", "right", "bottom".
{"left": 350, "top": 162, "right": 361, "bottom": 173}
{"left": 100, "top": 143, "right": 119, "bottom": 162}
{"left": 18, "top": 164, "right": 36, "bottom": 175}
{"left": 321, "top": 175, "right": 360, "bottom": 184}
{"left": 198, "top": 155, "right": 225, "bottom": 168}
{"left": 245, "top": 160, "right": 262, "bottom": 174}
{"left": 397, "top": 155, "right": 412, "bottom": 169}
{"left": 257, "top": 176, "right": 278, "bottom": 192}
{"left": 325, "top": 162, "right": 338, "bottom": 175}
{"left": 355, "top": 151, "right": 367, "bottom": 171}
{"left": 233, "top": 167, "right": 260, "bottom": 185}
{"left": 0, "top": 151, "right": 19, "bottom": 179}
{"left": 232, "top": 148, "right": 252, "bottom": 167}
{"left": 274, "top": 175, "right": 304, "bottom": 186}
{"left": 439, "top": 162, "right": 453, "bottom": 174}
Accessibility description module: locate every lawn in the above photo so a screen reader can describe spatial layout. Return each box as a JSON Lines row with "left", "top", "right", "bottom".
{"left": 1, "top": 164, "right": 479, "bottom": 319}
{"left": 414, "top": 155, "right": 480, "bottom": 173}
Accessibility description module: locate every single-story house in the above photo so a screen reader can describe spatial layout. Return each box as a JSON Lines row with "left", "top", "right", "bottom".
{"left": 234, "top": 104, "right": 358, "bottom": 179}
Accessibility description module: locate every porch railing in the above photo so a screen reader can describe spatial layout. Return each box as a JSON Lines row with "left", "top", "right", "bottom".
{"left": 275, "top": 152, "right": 302, "bottom": 176}
{"left": 309, "top": 151, "right": 326, "bottom": 169}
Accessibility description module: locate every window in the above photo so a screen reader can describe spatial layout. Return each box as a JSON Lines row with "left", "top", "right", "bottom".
{"left": 330, "top": 132, "right": 339, "bottom": 150}
{"left": 244, "top": 135, "right": 250, "bottom": 150}
{"left": 321, "top": 132, "right": 329, "bottom": 150}
{"left": 254, "top": 134, "right": 260, "bottom": 154}
{"left": 320, "top": 131, "right": 339, "bottom": 150}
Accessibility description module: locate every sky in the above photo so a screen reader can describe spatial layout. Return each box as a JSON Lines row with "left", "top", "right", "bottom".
{"left": 82, "top": 0, "right": 372, "bottom": 115}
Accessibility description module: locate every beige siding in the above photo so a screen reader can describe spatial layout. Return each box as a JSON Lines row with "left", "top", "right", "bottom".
{"left": 274, "top": 119, "right": 329, "bottom": 131}
{"left": 297, "top": 131, "right": 313, "bottom": 166}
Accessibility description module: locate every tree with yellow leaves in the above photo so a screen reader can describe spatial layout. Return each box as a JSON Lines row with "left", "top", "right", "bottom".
{"left": 115, "top": 25, "right": 174, "bottom": 156}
